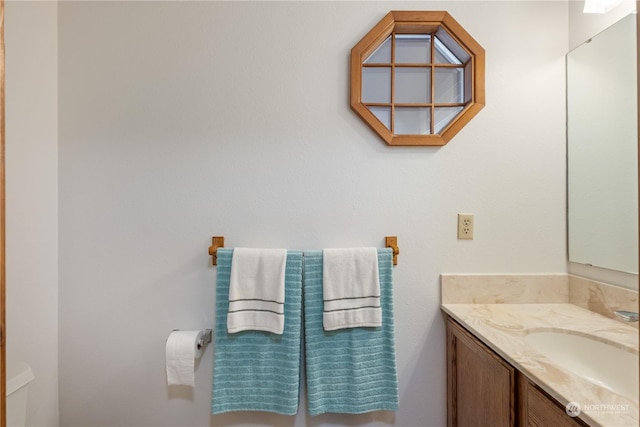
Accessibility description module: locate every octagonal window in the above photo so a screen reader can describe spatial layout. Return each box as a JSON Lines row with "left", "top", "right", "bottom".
{"left": 350, "top": 11, "right": 485, "bottom": 146}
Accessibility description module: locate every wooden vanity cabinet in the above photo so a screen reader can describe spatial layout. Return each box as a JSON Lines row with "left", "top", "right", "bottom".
{"left": 446, "top": 315, "right": 516, "bottom": 426}
{"left": 446, "top": 315, "right": 588, "bottom": 427}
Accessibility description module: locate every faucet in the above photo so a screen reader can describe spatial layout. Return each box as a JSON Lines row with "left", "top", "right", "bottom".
{"left": 614, "top": 310, "right": 639, "bottom": 322}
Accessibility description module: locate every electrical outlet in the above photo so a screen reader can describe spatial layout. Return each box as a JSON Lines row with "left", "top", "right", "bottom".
{"left": 457, "top": 213, "right": 474, "bottom": 240}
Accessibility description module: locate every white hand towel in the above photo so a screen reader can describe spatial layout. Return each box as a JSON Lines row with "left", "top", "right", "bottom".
{"left": 322, "top": 247, "right": 381, "bottom": 331}
{"left": 228, "top": 248, "right": 287, "bottom": 334}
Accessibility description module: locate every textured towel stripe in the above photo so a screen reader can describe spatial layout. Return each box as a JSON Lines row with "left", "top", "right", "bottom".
{"left": 229, "top": 299, "right": 284, "bottom": 315}
{"left": 323, "top": 305, "right": 381, "bottom": 313}
{"left": 324, "top": 295, "right": 380, "bottom": 311}
{"left": 228, "top": 308, "right": 284, "bottom": 315}
{"left": 227, "top": 308, "right": 285, "bottom": 334}
{"left": 303, "top": 248, "right": 399, "bottom": 416}
{"left": 324, "top": 295, "right": 380, "bottom": 301}
{"left": 212, "top": 249, "right": 302, "bottom": 415}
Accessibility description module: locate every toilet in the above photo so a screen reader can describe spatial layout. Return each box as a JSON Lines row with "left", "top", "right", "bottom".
{"left": 6, "top": 362, "right": 34, "bottom": 427}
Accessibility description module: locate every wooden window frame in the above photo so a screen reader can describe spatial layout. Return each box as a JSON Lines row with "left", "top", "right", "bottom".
{"left": 350, "top": 11, "right": 485, "bottom": 146}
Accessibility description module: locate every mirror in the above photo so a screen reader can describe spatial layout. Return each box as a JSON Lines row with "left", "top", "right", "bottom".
{"left": 567, "top": 12, "right": 638, "bottom": 274}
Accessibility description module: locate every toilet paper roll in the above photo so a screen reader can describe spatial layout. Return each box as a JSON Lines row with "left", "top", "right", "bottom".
{"left": 165, "top": 330, "right": 204, "bottom": 387}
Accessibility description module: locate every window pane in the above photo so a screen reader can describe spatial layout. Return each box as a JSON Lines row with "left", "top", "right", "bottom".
{"left": 434, "top": 28, "right": 470, "bottom": 64}
{"left": 435, "top": 67, "right": 464, "bottom": 103}
{"left": 434, "top": 106, "right": 464, "bottom": 133}
{"left": 395, "top": 107, "right": 431, "bottom": 135}
{"left": 365, "top": 36, "right": 391, "bottom": 64}
{"left": 362, "top": 67, "right": 391, "bottom": 103}
{"left": 368, "top": 106, "right": 391, "bottom": 130}
{"left": 463, "top": 62, "right": 472, "bottom": 103}
{"left": 395, "top": 67, "right": 430, "bottom": 104}
{"left": 395, "top": 34, "right": 431, "bottom": 63}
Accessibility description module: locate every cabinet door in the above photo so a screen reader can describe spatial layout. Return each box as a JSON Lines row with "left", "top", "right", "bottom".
{"left": 446, "top": 316, "right": 516, "bottom": 427}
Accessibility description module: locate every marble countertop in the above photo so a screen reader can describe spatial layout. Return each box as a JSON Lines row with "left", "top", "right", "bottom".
{"left": 441, "top": 303, "right": 639, "bottom": 427}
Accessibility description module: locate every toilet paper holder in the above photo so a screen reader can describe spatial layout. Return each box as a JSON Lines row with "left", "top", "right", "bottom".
{"left": 170, "top": 328, "right": 213, "bottom": 351}
{"left": 198, "top": 329, "right": 213, "bottom": 351}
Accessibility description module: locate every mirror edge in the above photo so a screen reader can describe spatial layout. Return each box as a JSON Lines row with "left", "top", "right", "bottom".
{"left": 1, "top": 0, "right": 6, "bottom": 425}
{"left": 636, "top": 0, "right": 639, "bottom": 378}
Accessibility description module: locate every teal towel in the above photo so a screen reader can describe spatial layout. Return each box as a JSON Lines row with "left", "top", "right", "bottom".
{"left": 212, "top": 249, "right": 302, "bottom": 415}
{"left": 303, "top": 248, "right": 399, "bottom": 416}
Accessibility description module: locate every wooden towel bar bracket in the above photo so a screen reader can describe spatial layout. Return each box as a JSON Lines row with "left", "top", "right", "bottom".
{"left": 208, "top": 236, "right": 225, "bottom": 266}
{"left": 208, "top": 235, "right": 399, "bottom": 266}
{"left": 385, "top": 236, "right": 400, "bottom": 266}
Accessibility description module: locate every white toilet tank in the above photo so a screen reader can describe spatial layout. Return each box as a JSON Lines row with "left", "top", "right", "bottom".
{"left": 6, "top": 362, "right": 35, "bottom": 427}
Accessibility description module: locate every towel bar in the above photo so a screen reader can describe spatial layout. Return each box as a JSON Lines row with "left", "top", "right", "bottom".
{"left": 208, "top": 236, "right": 225, "bottom": 265}
{"left": 208, "top": 235, "right": 400, "bottom": 265}
{"left": 385, "top": 236, "right": 399, "bottom": 266}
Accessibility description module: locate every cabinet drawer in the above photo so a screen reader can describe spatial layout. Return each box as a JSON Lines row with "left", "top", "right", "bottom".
{"left": 519, "top": 372, "right": 588, "bottom": 427}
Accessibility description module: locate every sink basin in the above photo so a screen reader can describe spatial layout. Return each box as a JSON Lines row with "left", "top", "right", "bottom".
{"left": 524, "top": 330, "right": 639, "bottom": 401}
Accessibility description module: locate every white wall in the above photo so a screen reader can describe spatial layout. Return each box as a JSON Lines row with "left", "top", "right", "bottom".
{"left": 5, "top": 1, "right": 59, "bottom": 426}
{"left": 56, "top": 1, "right": 567, "bottom": 426}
